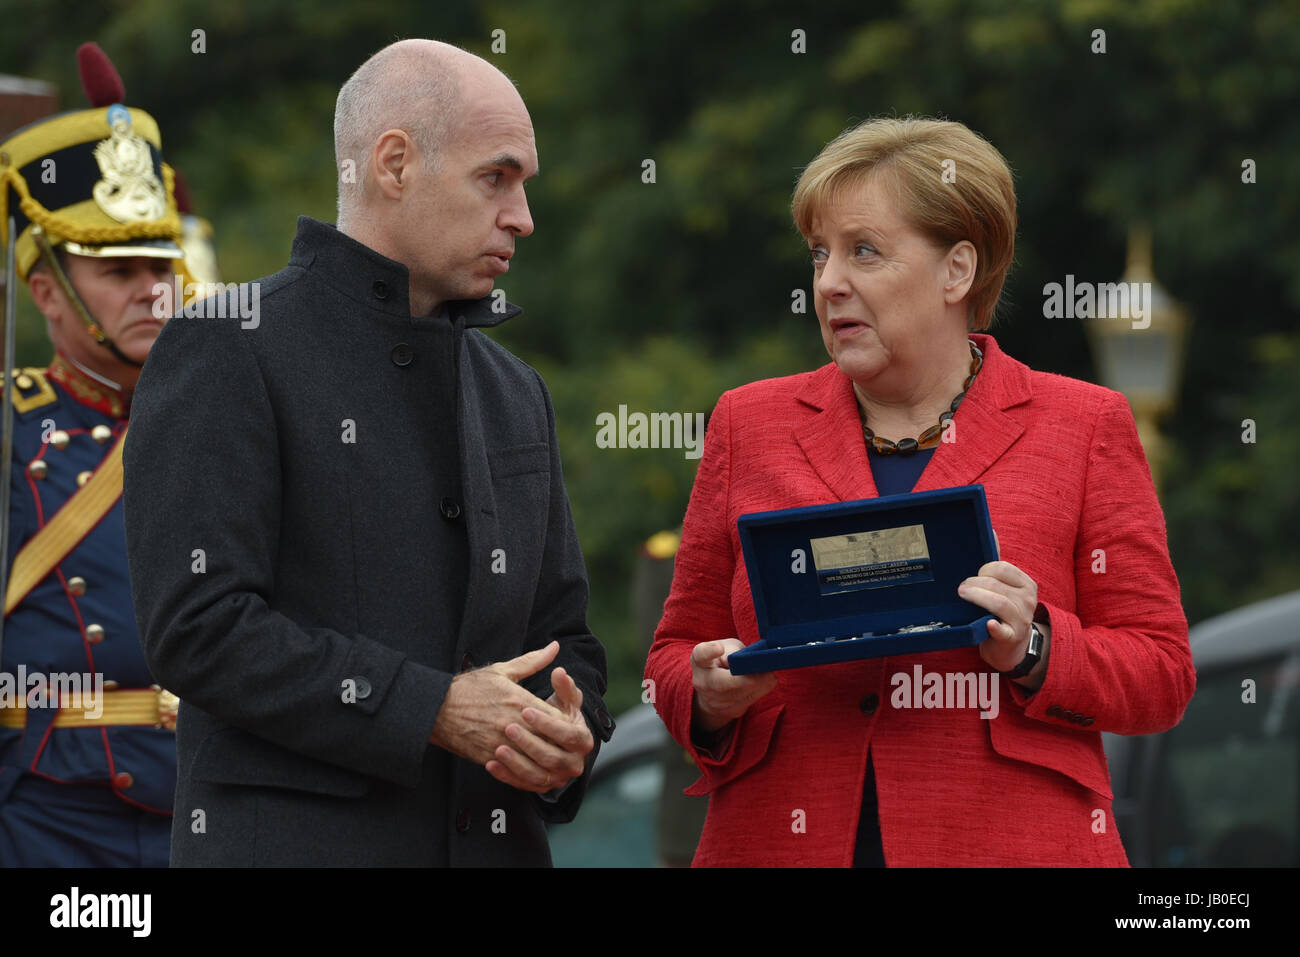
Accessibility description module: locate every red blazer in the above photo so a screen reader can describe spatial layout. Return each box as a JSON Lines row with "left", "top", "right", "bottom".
{"left": 645, "top": 333, "right": 1194, "bottom": 867}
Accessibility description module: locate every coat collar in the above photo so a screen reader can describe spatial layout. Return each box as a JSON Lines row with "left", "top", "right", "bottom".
{"left": 792, "top": 333, "right": 1032, "bottom": 501}
{"left": 47, "top": 351, "right": 129, "bottom": 419}
{"left": 287, "top": 216, "right": 523, "bottom": 327}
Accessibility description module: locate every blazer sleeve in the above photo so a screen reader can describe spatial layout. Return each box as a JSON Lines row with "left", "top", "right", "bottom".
{"left": 517, "top": 370, "right": 612, "bottom": 822}
{"left": 124, "top": 313, "right": 450, "bottom": 789}
{"left": 645, "top": 390, "right": 784, "bottom": 794}
{"left": 1006, "top": 389, "right": 1196, "bottom": 734}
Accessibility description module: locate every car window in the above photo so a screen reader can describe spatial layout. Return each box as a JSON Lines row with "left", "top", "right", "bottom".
{"left": 548, "top": 755, "right": 663, "bottom": 867}
{"left": 1147, "top": 651, "right": 1299, "bottom": 866}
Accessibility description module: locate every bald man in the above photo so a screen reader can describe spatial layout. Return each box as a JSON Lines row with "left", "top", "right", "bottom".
{"left": 122, "top": 40, "right": 613, "bottom": 866}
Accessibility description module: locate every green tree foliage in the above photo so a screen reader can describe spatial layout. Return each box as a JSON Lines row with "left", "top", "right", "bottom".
{"left": 1163, "top": 333, "right": 1300, "bottom": 625}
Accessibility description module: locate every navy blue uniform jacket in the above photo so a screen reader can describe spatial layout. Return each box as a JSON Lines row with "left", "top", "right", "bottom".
{"left": 1, "top": 358, "right": 175, "bottom": 815}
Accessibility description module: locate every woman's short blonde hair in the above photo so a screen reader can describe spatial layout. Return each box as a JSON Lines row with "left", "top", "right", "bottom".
{"left": 792, "top": 116, "right": 1017, "bottom": 331}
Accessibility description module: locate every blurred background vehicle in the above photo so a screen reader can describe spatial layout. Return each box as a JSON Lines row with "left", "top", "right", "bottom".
{"left": 1105, "top": 588, "right": 1299, "bottom": 867}
{"left": 548, "top": 702, "right": 682, "bottom": 868}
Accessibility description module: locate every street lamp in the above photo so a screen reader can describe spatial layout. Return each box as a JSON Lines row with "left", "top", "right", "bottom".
{"left": 1083, "top": 224, "right": 1190, "bottom": 492}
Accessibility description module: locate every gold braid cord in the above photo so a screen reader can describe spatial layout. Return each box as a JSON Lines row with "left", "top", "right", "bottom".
{"left": 0, "top": 163, "right": 181, "bottom": 247}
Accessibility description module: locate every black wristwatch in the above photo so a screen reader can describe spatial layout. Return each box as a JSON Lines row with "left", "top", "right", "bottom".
{"left": 998, "top": 622, "right": 1045, "bottom": 679}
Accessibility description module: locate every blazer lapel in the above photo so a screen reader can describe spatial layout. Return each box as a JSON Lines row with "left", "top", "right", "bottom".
{"left": 794, "top": 334, "right": 1032, "bottom": 501}
{"left": 915, "top": 334, "right": 1031, "bottom": 492}
{"left": 793, "top": 365, "right": 879, "bottom": 502}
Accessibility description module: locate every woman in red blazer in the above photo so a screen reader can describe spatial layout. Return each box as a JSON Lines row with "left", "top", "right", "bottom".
{"left": 644, "top": 117, "right": 1194, "bottom": 867}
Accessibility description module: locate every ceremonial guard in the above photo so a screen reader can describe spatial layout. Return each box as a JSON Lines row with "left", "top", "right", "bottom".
{"left": 0, "top": 44, "right": 188, "bottom": 865}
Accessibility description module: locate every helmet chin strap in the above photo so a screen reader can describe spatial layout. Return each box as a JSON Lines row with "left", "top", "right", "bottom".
{"left": 32, "top": 227, "right": 145, "bottom": 369}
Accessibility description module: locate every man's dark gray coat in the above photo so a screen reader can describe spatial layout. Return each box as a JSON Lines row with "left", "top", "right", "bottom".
{"left": 124, "top": 217, "right": 612, "bottom": 866}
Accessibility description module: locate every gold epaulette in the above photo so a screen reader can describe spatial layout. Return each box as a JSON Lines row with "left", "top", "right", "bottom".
{"left": 4, "top": 367, "right": 58, "bottom": 414}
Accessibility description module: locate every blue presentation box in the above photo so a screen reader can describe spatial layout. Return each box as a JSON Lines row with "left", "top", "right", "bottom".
{"left": 727, "top": 485, "right": 999, "bottom": 674}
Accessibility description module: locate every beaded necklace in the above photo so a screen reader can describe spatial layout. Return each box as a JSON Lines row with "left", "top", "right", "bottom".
{"left": 860, "top": 339, "right": 983, "bottom": 455}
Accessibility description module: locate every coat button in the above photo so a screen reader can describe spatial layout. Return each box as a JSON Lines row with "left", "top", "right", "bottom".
{"left": 456, "top": 810, "right": 471, "bottom": 832}
{"left": 50, "top": 430, "right": 70, "bottom": 450}
{"left": 103, "top": 680, "right": 119, "bottom": 690}
{"left": 28, "top": 460, "right": 48, "bottom": 480}
{"left": 67, "top": 576, "right": 87, "bottom": 597}
{"left": 1046, "top": 704, "right": 1062, "bottom": 717}
{"left": 459, "top": 653, "right": 475, "bottom": 673}
{"left": 91, "top": 425, "right": 113, "bottom": 444}
{"left": 85, "top": 623, "right": 105, "bottom": 644}
{"left": 440, "top": 498, "right": 462, "bottom": 520}
{"left": 76, "top": 470, "right": 93, "bottom": 487}
{"left": 859, "top": 693, "right": 880, "bottom": 715}
{"left": 352, "top": 677, "right": 372, "bottom": 699}
{"left": 1082, "top": 716, "right": 1095, "bottom": 726}
{"left": 113, "top": 771, "right": 134, "bottom": 790}
{"left": 372, "top": 280, "right": 390, "bottom": 300}
{"left": 391, "top": 343, "right": 413, "bottom": 367}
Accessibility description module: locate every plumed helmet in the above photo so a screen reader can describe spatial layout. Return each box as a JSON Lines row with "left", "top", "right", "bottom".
{"left": 0, "top": 42, "right": 182, "bottom": 282}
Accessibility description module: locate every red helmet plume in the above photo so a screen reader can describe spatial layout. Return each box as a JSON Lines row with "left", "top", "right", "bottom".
{"left": 77, "top": 42, "right": 126, "bottom": 107}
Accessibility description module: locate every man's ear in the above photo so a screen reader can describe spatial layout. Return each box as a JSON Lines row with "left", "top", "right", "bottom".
{"left": 942, "top": 240, "right": 977, "bottom": 306}
{"left": 27, "top": 269, "right": 66, "bottom": 324}
{"left": 371, "top": 129, "right": 416, "bottom": 199}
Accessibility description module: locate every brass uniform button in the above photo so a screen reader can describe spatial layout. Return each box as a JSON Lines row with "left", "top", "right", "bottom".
{"left": 67, "top": 576, "right": 87, "bottom": 596}
{"left": 28, "top": 460, "right": 48, "bottom": 480}
{"left": 15, "top": 374, "right": 33, "bottom": 390}
{"left": 103, "top": 679, "right": 119, "bottom": 690}
{"left": 85, "top": 623, "right": 105, "bottom": 643}
{"left": 50, "top": 430, "right": 70, "bottom": 450}
{"left": 76, "top": 470, "right": 93, "bottom": 487}
{"left": 91, "top": 425, "right": 113, "bottom": 444}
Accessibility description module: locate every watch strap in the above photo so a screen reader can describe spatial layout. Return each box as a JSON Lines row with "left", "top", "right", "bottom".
{"left": 1000, "top": 622, "right": 1044, "bottom": 679}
